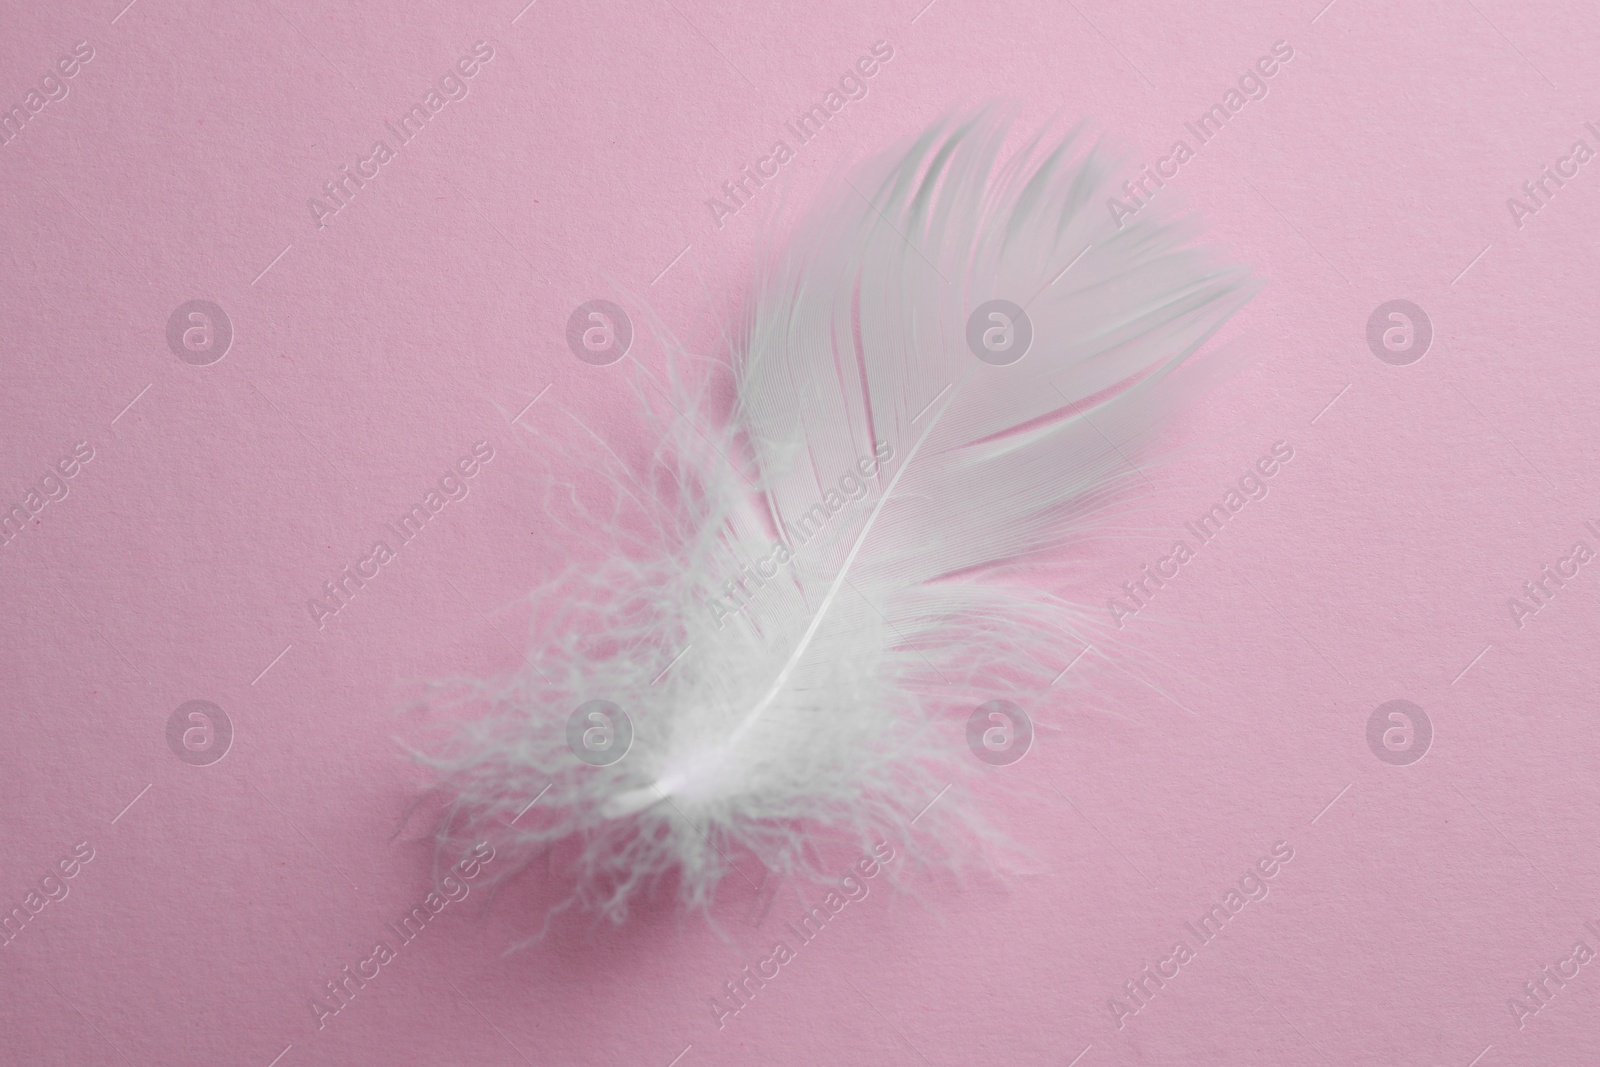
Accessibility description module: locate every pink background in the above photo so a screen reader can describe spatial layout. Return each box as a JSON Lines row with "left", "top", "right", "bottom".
{"left": 4, "top": 0, "right": 1600, "bottom": 1064}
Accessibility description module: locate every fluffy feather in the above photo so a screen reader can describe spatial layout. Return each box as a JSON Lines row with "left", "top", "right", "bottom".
{"left": 419, "top": 108, "right": 1254, "bottom": 927}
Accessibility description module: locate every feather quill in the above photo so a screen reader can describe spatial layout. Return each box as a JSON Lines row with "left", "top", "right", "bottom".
{"left": 420, "top": 109, "right": 1254, "bottom": 926}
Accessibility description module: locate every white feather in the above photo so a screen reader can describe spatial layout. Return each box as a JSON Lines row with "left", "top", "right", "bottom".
{"left": 419, "top": 109, "right": 1254, "bottom": 927}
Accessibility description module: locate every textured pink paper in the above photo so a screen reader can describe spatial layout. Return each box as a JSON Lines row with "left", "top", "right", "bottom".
{"left": 4, "top": 1, "right": 1600, "bottom": 1064}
